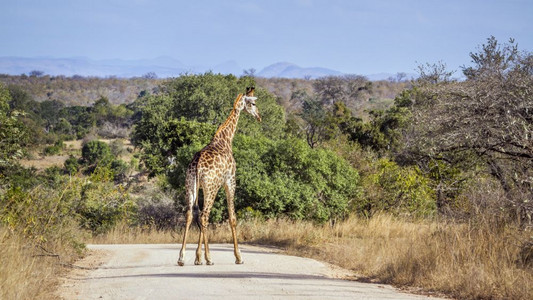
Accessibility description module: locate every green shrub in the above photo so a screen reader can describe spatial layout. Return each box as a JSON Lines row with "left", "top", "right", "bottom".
{"left": 78, "top": 181, "right": 135, "bottom": 234}
{"left": 0, "top": 176, "right": 83, "bottom": 243}
{"left": 43, "top": 141, "right": 64, "bottom": 156}
{"left": 0, "top": 84, "right": 28, "bottom": 168}
{"left": 237, "top": 206, "right": 264, "bottom": 221}
{"left": 234, "top": 136, "right": 361, "bottom": 222}
{"left": 129, "top": 157, "right": 140, "bottom": 171}
{"left": 64, "top": 155, "right": 80, "bottom": 175}
{"left": 361, "top": 158, "right": 436, "bottom": 217}
{"left": 110, "top": 159, "right": 129, "bottom": 182}
{"left": 82, "top": 140, "right": 112, "bottom": 166}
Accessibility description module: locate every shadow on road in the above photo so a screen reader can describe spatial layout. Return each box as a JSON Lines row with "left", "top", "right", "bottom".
{"left": 88, "top": 271, "right": 336, "bottom": 281}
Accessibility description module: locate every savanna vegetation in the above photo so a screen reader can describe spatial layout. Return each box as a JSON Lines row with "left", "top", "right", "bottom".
{"left": 1, "top": 37, "right": 532, "bottom": 299}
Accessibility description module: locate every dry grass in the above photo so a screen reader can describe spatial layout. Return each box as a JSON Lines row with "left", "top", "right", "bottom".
{"left": 92, "top": 215, "right": 533, "bottom": 300}
{"left": 0, "top": 227, "right": 80, "bottom": 300}
{"left": 20, "top": 154, "right": 70, "bottom": 169}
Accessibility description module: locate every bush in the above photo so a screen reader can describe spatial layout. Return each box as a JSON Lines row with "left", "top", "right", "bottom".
{"left": 110, "top": 159, "right": 129, "bottom": 182}
{"left": 82, "top": 140, "right": 112, "bottom": 166}
{"left": 0, "top": 176, "right": 85, "bottom": 300}
{"left": 43, "top": 141, "right": 64, "bottom": 156}
{"left": 234, "top": 136, "right": 361, "bottom": 222}
{"left": 0, "top": 84, "right": 28, "bottom": 168}
{"left": 78, "top": 180, "right": 135, "bottom": 234}
{"left": 361, "top": 158, "right": 436, "bottom": 217}
{"left": 64, "top": 155, "right": 80, "bottom": 175}
{"left": 0, "top": 175, "right": 83, "bottom": 243}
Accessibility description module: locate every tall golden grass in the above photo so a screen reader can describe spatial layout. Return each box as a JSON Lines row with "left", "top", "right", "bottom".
{"left": 92, "top": 215, "right": 532, "bottom": 300}
{"left": 0, "top": 226, "right": 77, "bottom": 300}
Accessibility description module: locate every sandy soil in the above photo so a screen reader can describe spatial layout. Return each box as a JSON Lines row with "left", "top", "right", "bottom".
{"left": 57, "top": 243, "right": 445, "bottom": 300}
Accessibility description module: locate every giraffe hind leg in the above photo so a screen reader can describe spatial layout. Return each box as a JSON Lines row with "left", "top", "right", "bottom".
{"left": 178, "top": 173, "right": 198, "bottom": 266}
{"left": 197, "top": 190, "right": 216, "bottom": 266}
{"left": 200, "top": 210, "right": 214, "bottom": 265}
{"left": 178, "top": 203, "right": 193, "bottom": 266}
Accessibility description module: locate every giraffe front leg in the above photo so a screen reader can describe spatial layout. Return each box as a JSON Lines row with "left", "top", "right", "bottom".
{"left": 224, "top": 179, "right": 243, "bottom": 264}
{"left": 229, "top": 214, "right": 243, "bottom": 264}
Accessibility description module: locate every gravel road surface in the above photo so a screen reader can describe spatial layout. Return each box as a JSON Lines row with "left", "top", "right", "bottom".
{"left": 59, "top": 243, "right": 445, "bottom": 300}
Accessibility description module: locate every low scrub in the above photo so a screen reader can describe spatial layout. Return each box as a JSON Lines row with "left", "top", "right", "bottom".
{"left": 0, "top": 178, "right": 86, "bottom": 299}
{"left": 0, "top": 171, "right": 134, "bottom": 299}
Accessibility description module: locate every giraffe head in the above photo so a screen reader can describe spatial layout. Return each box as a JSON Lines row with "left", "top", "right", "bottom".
{"left": 242, "top": 86, "right": 261, "bottom": 122}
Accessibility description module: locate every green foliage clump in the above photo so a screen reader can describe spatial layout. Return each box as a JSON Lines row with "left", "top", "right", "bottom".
{"left": 82, "top": 140, "right": 112, "bottom": 166}
{"left": 1, "top": 169, "right": 135, "bottom": 238}
{"left": 78, "top": 179, "right": 135, "bottom": 234}
{"left": 0, "top": 84, "right": 27, "bottom": 169}
{"left": 110, "top": 159, "right": 129, "bottom": 182}
{"left": 43, "top": 140, "right": 64, "bottom": 156}
{"left": 361, "top": 158, "right": 436, "bottom": 217}
{"left": 234, "top": 136, "right": 360, "bottom": 222}
{"left": 0, "top": 176, "right": 83, "bottom": 244}
{"left": 132, "top": 72, "right": 285, "bottom": 142}
{"left": 135, "top": 117, "right": 215, "bottom": 176}
{"left": 64, "top": 155, "right": 80, "bottom": 175}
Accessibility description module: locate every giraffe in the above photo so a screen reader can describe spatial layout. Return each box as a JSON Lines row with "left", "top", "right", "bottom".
{"left": 177, "top": 87, "right": 261, "bottom": 266}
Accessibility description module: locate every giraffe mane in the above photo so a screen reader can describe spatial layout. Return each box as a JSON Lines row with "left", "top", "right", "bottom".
{"left": 233, "top": 93, "right": 244, "bottom": 109}
{"left": 213, "top": 94, "right": 244, "bottom": 136}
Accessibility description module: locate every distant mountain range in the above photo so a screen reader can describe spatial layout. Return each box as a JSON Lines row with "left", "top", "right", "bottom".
{"left": 256, "top": 62, "right": 343, "bottom": 78}
{"left": 0, "top": 56, "right": 402, "bottom": 80}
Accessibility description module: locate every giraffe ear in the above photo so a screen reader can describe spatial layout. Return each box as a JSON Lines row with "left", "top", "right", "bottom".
{"left": 246, "top": 86, "right": 255, "bottom": 97}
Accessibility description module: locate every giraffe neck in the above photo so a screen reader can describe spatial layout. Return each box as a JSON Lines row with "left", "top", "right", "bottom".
{"left": 211, "top": 95, "right": 243, "bottom": 149}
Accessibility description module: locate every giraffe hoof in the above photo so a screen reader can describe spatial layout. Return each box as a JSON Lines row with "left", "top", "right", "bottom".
{"left": 194, "top": 260, "right": 203, "bottom": 265}
{"left": 206, "top": 261, "right": 214, "bottom": 266}
{"left": 177, "top": 260, "right": 185, "bottom": 266}
{"left": 235, "top": 259, "right": 244, "bottom": 264}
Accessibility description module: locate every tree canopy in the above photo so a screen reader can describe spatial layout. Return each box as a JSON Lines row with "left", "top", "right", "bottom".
{"left": 132, "top": 73, "right": 361, "bottom": 222}
{"left": 0, "top": 84, "right": 27, "bottom": 170}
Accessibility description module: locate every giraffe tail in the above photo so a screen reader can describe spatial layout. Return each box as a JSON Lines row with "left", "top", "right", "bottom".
{"left": 193, "top": 204, "right": 201, "bottom": 230}
{"left": 191, "top": 171, "right": 201, "bottom": 230}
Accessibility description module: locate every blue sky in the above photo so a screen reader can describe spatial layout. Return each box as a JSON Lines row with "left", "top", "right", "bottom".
{"left": 1, "top": 0, "right": 532, "bottom": 75}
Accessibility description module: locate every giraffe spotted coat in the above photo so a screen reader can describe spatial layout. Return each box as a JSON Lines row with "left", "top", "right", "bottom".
{"left": 178, "top": 87, "right": 260, "bottom": 266}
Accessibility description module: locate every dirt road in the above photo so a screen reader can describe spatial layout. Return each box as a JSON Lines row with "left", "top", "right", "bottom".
{"left": 59, "top": 244, "right": 444, "bottom": 300}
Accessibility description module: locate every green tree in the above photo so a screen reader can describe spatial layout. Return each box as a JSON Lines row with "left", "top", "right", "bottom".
{"left": 300, "top": 95, "right": 334, "bottom": 148}
{"left": 132, "top": 73, "right": 286, "bottom": 175}
{"left": 234, "top": 136, "right": 360, "bottom": 222}
{"left": 7, "top": 85, "right": 38, "bottom": 113}
{"left": 92, "top": 96, "right": 112, "bottom": 126}
{"left": 0, "top": 84, "right": 28, "bottom": 170}
{"left": 133, "top": 73, "right": 360, "bottom": 222}
{"left": 38, "top": 100, "right": 65, "bottom": 131}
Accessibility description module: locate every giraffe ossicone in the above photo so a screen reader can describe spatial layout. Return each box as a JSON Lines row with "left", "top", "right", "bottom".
{"left": 177, "top": 87, "right": 260, "bottom": 266}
